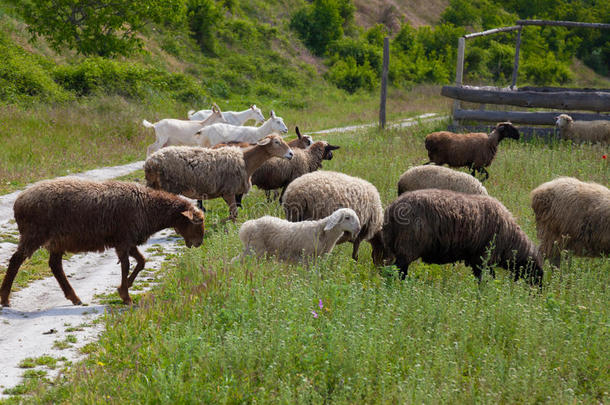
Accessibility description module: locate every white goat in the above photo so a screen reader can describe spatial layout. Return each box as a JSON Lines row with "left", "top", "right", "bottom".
{"left": 195, "top": 110, "right": 289, "bottom": 147}
{"left": 188, "top": 105, "right": 265, "bottom": 126}
{"left": 143, "top": 105, "right": 227, "bottom": 156}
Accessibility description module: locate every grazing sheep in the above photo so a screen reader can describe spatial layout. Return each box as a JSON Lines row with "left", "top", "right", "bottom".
{"left": 530, "top": 177, "right": 610, "bottom": 266}
{"left": 252, "top": 141, "right": 340, "bottom": 201}
{"left": 555, "top": 114, "right": 610, "bottom": 144}
{"left": 144, "top": 134, "right": 293, "bottom": 221}
{"left": 188, "top": 105, "right": 265, "bottom": 125}
{"left": 283, "top": 171, "right": 384, "bottom": 264}
{"left": 194, "top": 110, "right": 288, "bottom": 147}
{"left": 0, "top": 178, "right": 205, "bottom": 307}
{"left": 398, "top": 165, "right": 488, "bottom": 196}
{"left": 143, "top": 104, "right": 227, "bottom": 156}
{"left": 424, "top": 122, "right": 520, "bottom": 180}
{"left": 382, "top": 189, "right": 543, "bottom": 285}
{"left": 237, "top": 208, "right": 361, "bottom": 263}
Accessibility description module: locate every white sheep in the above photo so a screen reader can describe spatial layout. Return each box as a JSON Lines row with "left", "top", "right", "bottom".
{"left": 283, "top": 170, "right": 384, "bottom": 265}
{"left": 188, "top": 105, "right": 265, "bottom": 126}
{"left": 237, "top": 208, "right": 361, "bottom": 263}
{"left": 194, "top": 110, "right": 288, "bottom": 147}
{"left": 143, "top": 104, "right": 227, "bottom": 156}
{"left": 555, "top": 114, "right": 610, "bottom": 144}
{"left": 530, "top": 176, "right": 610, "bottom": 266}
{"left": 398, "top": 165, "right": 488, "bottom": 196}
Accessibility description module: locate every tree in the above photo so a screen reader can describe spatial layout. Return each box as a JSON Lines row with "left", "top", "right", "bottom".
{"left": 22, "top": 0, "right": 186, "bottom": 57}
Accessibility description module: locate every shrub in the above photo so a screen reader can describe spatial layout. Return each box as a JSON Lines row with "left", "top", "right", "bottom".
{"left": 521, "top": 53, "right": 572, "bottom": 85}
{"left": 290, "top": 0, "right": 344, "bottom": 56}
{"left": 187, "top": 0, "right": 222, "bottom": 55}
{"left": 326, "top": 57, "right": 377, "bottom": 93}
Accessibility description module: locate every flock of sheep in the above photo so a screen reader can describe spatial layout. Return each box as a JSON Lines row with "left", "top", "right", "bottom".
{"left": 0, "top": 106, "right": 608, "bottom": 308}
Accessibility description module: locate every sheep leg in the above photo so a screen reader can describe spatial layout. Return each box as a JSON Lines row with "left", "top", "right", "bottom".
{"left": 236, "top": 194, "right": 244, "bottom": 209}
{"left": 0, "top": 245, "right": 34, "bottom": 306}
{"left": 127, "top": 247, "right": 146, "bottom": 288}
{"left": 222, "top": 194, "right": 238, "bottom": 222}
{"left": 351, "top": 238, "right": 362, "bottom": 261}
{"left": 48, "top": 251, "right": 82, "bottom": 305}
{"left": 479, "top": 168, "right": 489, "bottom": 181}
{"left": 264, "top": 190, "right": 272, "bottom": 202}
{"left": 278, "top": 187, "right": 287, "bottom": 203}
{"left": 116, "top": 250, "right": 133, "bottom": 305}
{"left": 369, "top": 232, "right": 384, "bottom": 266}
{"left": 394, "top": 255, "right": 410, "bottom": 279}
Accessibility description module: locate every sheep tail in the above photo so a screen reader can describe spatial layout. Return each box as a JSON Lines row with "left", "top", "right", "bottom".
{"left": 142, "top": 119, "right": 154, "bottom": 128}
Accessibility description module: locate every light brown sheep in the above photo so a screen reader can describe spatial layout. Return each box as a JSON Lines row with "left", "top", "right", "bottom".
{"left": 555, "top": 114, "right": 610, "bottom": 144}
{"left": 530, "top": 176, "right": 610, "bottom": 266}
{"left": 144, "top": 134, "right": 293, "bottom": 221}
{"left": 397, "top": 165, "right": 488, "bottom": 196}
{"left": 283, "top": 170, "right": 384, "bottom": 264}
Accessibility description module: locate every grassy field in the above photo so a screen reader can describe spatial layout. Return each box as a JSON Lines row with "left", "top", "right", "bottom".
{"left": 3, "top": 118, "right": 608, "bottom": 403}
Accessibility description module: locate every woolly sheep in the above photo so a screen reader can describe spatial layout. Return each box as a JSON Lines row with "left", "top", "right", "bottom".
{"left": 397, "top": 165, "right": 488, "bottom": 196}
{"left": 0, "top": 178, "right": 205, "bottom": 307}
{"left": 382, "top": 189, "right": 543, "bottom": 285}
{"left": 143, "top": 104, "right": 227, "bottom": 156}
{"left": 237, "top": 208, "right": 361, "bottom": 263}
{"left": 144, "top": 134, "right": 293, "bottom": 221}
{"left": 252, "top": 140, "right": 340, "bottom": 201}
{"left": 283, "top": 170, "right": 384, "bottom": 264}
{"left": 188, "top": 104, "right": 265, "bottom": 125}
{"left": 555, "top": 114, "right": 610, "bottom": 144}
{"left": 424, "top": 122, "right": 520, "bottom": 180}
{"left": 530, "top": 176, "right": 610, "bottom": 266}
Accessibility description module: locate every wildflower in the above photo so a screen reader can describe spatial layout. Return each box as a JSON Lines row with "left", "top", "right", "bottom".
{"left": 318, "top": 299, "right": 323, "bottom": 309}
{"left": 603, "top": 154, "right": 607, "bottom": 159}
{"left": 311, "top": 310, "right": 318, "bottom": 318}
{"left": 97, "top": 361, "right": 105, "bottom": 367}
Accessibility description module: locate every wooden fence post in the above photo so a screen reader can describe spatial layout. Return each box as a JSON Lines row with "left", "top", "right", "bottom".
{"left": 379, "top": 37, "right": 389, "bottom": 129}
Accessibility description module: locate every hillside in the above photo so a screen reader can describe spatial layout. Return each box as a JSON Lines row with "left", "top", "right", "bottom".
{"left": 353, "top": 0, "right": 449, "bottom": 31}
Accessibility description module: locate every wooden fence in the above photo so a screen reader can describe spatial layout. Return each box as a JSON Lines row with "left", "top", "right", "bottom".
{"left": 443, "top": 20, "right": 610, "bottom": 138}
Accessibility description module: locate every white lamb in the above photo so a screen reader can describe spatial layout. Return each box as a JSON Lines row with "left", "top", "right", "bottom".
{"left": 237, "top": 208, "right": 361, "bottom": 264}
{"left": 188, "top": 105, "right": 265, "bottom": 126}
{"left": 195, "top": 110, "right": 288, "bottom": 147}
{"left": 143, "top": 105, "right": 227, "bottom": 156}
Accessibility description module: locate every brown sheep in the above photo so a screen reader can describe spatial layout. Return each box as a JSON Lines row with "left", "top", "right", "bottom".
{"left": 424, "top": 122, "right": 520, "bottom": 180}
{"left": 382, "top": 189, "right": 543, "bottom": 285}
{"left": 0, "top": 178, "right": 205, "bottom": 307}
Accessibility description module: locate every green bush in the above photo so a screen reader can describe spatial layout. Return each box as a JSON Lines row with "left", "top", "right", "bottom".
{"left": 52, "top": 58, "right": 207, "bottom": 102}
{"left": 290, "top": 0, "right": 344, "bottom": 56}
{"left": 0, "top": 32, "right": 72, "bottom": 104}
{"left": 521, "top": 53, "right": 572, "bottom": 85}
{"left": 326, "top": 57, "right": 376, "bottom": 93}
{"left": 187, "top": 0, "right": 222, "bottom": 55}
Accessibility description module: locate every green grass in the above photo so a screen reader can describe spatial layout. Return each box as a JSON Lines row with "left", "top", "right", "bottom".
{"left": 6, "top": 121, "right": 608, "bottom": 403}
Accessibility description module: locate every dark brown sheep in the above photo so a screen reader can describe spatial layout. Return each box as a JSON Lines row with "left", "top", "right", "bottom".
{"left": 424, "top": 122, "right": 519, "bottom": 180}
{"left": 0, "top": 178, "right": 205, "bottom": 307}
{"left": 382, "top": 189, "right": 543, "bottom": 285}
{"left": 251, "top": 140, "right": 340, "bottom": 201}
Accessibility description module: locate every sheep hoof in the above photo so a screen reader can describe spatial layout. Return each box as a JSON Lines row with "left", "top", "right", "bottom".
{"left": 117, "top": 288, "right": 132, "bottom": 305}
{"left": 1, "top": 300, "right": 10, "bottom": 307}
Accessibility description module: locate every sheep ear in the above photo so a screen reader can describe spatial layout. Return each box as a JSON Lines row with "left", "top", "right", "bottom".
{"left": 295, "top": 126, "right": 302, "bottom": 139}
{"left": 327, "top": 144, "right": 340, "bottom": 150}
{"left": 270, "top": 110, "right": 276, "bottom": 118}
{"left": 257, "top": 137, "right": 271, "bottom": 146}
{"left": 181, "top": 210, "right": 194, "bottom": 221}
{"left": 324, "top": 211, "right": 343, "bottom": 231}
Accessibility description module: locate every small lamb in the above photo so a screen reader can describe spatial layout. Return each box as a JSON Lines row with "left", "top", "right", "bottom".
{"left": 237, "top": 208, "right": 361, "bottom": 263}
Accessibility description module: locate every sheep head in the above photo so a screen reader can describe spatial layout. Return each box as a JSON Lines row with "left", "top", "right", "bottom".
{"left": 495, "top": 122, "right": 520, "bottom": 140}
{"left": 250, "top": 105, "right": 265, "bottom": 123}
{"left": 269, "top": 110, "right": 288, "bottom": 134}
{"left": 258, "top": 134, "right": 293, "bottom": 160}
{"left": 324, "top": 208, "right": 361, "bottom": 239}
{"left": 323, "top": 143, "right": 340, "bottom": 160}
{"left": 175, "top": 208, "right": 205, "bottom": 248}
{"left": 296, "top": 126, "right": 314, "bottom": 148}
{"left": 555, "top": 114, "right": 573, "bottom": 129}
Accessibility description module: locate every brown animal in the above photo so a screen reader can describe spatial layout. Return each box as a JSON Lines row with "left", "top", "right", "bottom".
{"left": 424, "top": 122, "right": 520, "bottom": 180}
{"left": 382, "top": 189, "right": 543, "bottom": 285}
{"left": 144, "top": 134, "right": 293, "bottom": 221}
{"left": 0, "top": 178, "right": 205, "bottom": 307}
{"left": 252, "top": 140, "right": 340, "bottom": 202}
